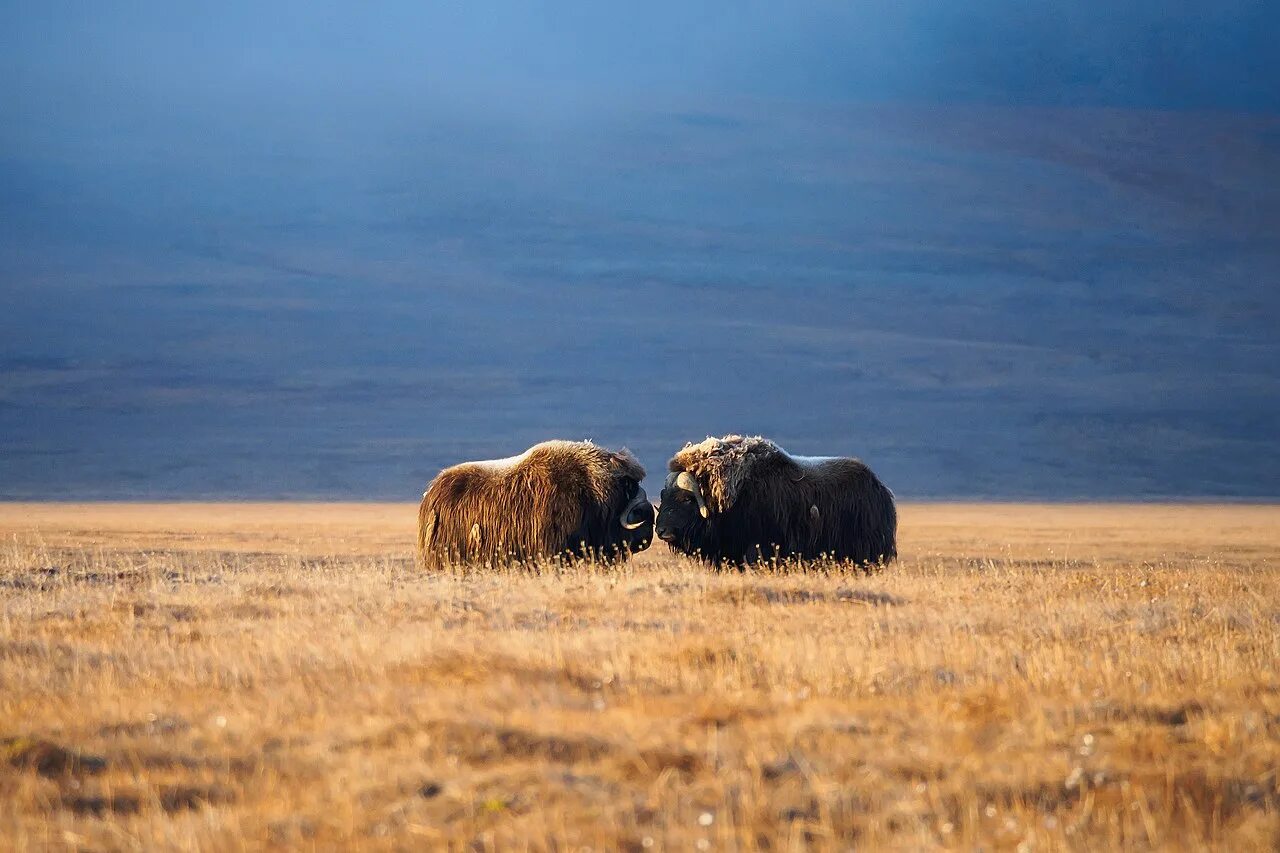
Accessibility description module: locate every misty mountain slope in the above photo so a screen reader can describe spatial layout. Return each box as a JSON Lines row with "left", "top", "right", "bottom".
{"left": 1, "top": 102, "right": 1277, "bottom": 498}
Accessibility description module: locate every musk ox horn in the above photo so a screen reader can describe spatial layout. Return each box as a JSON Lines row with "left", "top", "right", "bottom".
{"left": 620, "top": 487, "right": 651, "bottom": 530}
{"left": 675, "top": 471, "right": 710, "bottom": 519}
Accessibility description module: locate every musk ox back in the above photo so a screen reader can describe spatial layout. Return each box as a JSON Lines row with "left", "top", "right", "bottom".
{"left": 655, "top": 435, "right": 896, "bottom": 567}
{"left": 418, "top": 440, "right": 653, "bottom": 568}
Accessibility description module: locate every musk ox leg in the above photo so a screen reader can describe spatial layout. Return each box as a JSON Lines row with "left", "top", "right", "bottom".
{"left": 416, "top": 504, "right": 437, "bottom": 567}
{"left": 422, "top": 511, "right": 436, "bottom": 546}
{"left": 468, "top": 522, "right": 483, "bottom": 555}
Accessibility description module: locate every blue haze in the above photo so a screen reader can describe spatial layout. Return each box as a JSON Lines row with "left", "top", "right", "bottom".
{"left": 1, "top": 2, "right": 1278, "bottom": 498}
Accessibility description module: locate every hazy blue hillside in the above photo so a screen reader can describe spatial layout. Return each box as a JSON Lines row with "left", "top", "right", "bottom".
{"left": 2, "top": 4, "right": 1277, "bottom": 499}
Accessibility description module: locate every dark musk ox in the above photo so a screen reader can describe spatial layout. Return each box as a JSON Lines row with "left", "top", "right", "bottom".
{"left": 417, "top": 440, "right": 654, "bottom": 568}
{"left": 656, "top": 435, "right": 896, "bottom": 567}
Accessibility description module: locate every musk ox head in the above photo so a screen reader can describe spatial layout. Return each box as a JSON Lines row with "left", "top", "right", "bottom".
{"left": 654, "top": 468, "right": 710, "bottom": 552}
{"left": 655, "top": 435, "right": 761, "bottom": 553}
{"left": 616, "top": 480, "right": 656, "bottom": 553}
{"left": 656, "top": 435, "right": 897, "bottom": 567}
{"left": 418, "top": 440, "right": 654, "bottom": 567}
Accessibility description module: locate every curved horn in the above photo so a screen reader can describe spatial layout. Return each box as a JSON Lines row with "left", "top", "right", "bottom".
{"left": 620, "top": 487, "right": 650, "bottom": 530}
{"left": 675, "top": 471, "right": 709, "bottom": 519}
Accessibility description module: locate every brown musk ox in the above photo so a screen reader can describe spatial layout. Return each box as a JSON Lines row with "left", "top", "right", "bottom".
{"left": 417, "top": 440, "right": 654, "bottom": 568}
{"left": 655, "top": 435, "right": 896, "bottom": 567}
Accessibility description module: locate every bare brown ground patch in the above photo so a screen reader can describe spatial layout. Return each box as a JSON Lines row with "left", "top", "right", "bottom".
{"left": 1, "top": 502, "right": 1277, "bottom": 850}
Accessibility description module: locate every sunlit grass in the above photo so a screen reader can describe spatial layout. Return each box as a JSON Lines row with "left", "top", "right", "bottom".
{"left": 1, "top": 503, "right": 1277, "bottom": 850}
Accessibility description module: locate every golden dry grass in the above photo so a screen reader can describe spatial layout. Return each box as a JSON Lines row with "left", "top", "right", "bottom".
{"left": 1, "top": 502, "right": 1277, "bottom": 851}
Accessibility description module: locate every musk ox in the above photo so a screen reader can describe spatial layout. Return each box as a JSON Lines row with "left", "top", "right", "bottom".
{"left": 417, "top": 440, "right": 654, "bottom": 568}
{"left": 655, "top": 435, "right": 896, "bottom": 567}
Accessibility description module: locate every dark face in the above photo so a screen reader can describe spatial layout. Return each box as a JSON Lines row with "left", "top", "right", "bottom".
{"left": 656, "top": 472, "right": 707, "bottom": 552}
{"left": 617, "top": 482, "right": 655, "bottom": 554}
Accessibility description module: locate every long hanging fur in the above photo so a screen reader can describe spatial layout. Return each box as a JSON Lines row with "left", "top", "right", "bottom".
{"left": 418, "top": 440, "right": 647, "bottom": 568}
{"left": 664, "top": 435, "right": 896, "bottom": 566}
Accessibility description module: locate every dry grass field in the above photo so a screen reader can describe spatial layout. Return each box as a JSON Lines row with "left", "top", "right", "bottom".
{"left": 1, "top": 503, "right": 1277, "bottom": 851}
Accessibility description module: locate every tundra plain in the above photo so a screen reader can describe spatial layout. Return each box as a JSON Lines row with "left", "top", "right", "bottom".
{"left": 1, "top": 503, "right": 1277, "bottom": 850}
